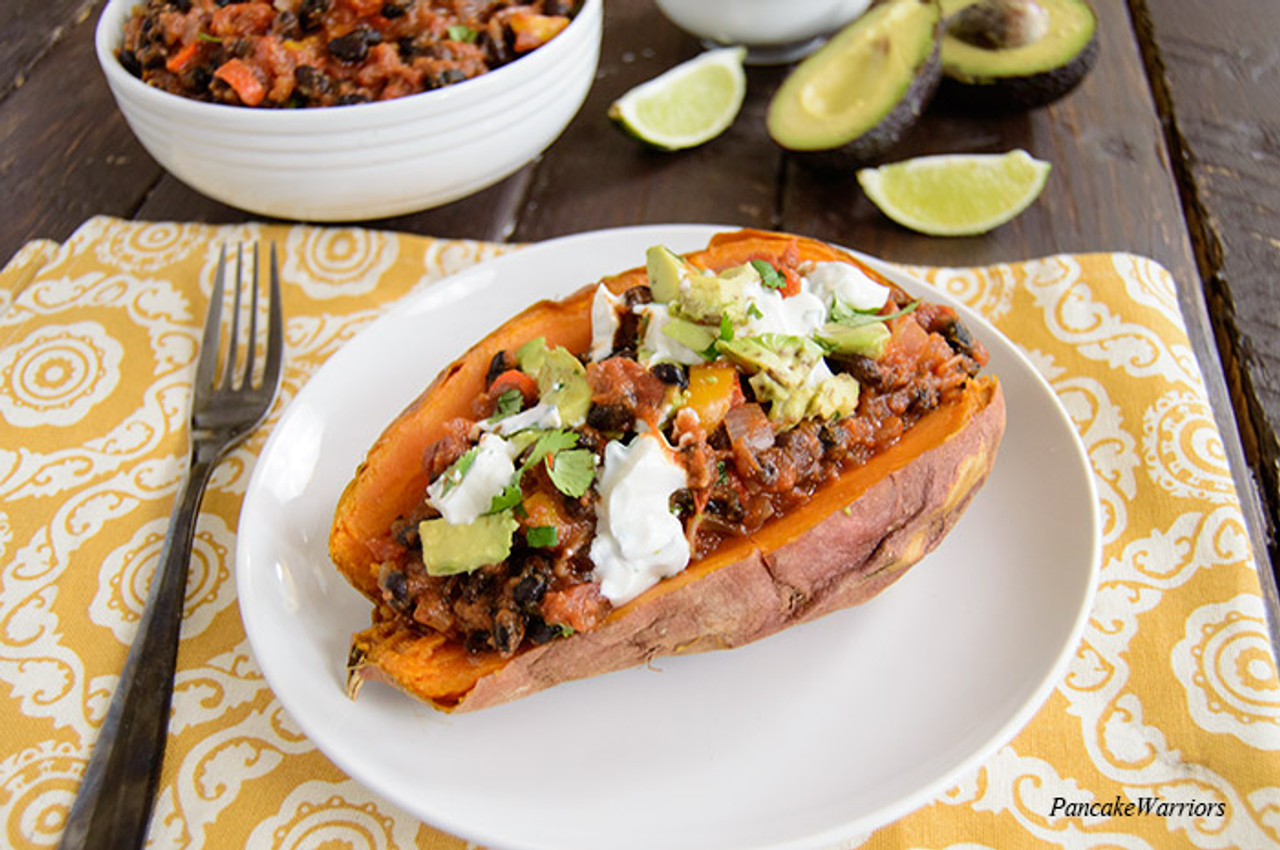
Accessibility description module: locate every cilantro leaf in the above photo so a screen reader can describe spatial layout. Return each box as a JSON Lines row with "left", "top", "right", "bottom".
{"left": 830, "top": 299, "right": 920, "bottom": 328}
{"left": 487, "top": 482, "right": 523, "bottom": 514}
{"left": 546, "top": 448, "right": 596, "bottom": 497}
{"left": 439, "top": 447, "right": 477, "bottom": 495}
{"left": 490, "top": 388, "right": 524, "bottom": 422}
{"left": 526, "top": 525, "right": 559, "bottom": 548}
{"left": 527, "top": 430, "right": 579, "bottom": 467}
{"left": 719, "top": 312, "right": 734, "bottom": 341}
{"left": 750, "top": 259, "right": 786, "bottom": 291}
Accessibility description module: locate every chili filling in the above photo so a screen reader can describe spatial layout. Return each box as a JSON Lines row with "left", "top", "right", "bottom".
{"left": 118, "top": 0, "right": 578, "bottom": 108}
{"left": 371, "top": 247, "right": 989, "bottom": 659}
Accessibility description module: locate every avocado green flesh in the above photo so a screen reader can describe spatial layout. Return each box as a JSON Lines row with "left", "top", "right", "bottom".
{"left": 767, "top": 0, "right": 941, "bottom": 156}
{"left": 942, "top": 0, "right": 1096, "bottom": 79}
{"left": 420, "top": 512, "right": 519, "bottom": 577}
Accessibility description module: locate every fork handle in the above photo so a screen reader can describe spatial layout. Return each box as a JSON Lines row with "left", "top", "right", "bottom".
{"left": 58, "top": 453, "right": 217, "bottom": 850}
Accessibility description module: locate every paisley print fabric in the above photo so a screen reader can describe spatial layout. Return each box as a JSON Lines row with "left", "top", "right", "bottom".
{"left": 1, "top": 218, "right": 1276, "bottom": 849}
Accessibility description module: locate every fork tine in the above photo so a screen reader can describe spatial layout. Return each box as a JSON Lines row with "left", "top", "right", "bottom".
{"left": 241, "top": 244, "right": 260, "bottom": 390}
{"left": 195, "top": 246, "right": 227, "bottom": 392}
{"left": 222, "top": 245, "right": 246, "bottom": 391}
{"left": 261, "top": 243, "right": 284, "bottom": 396}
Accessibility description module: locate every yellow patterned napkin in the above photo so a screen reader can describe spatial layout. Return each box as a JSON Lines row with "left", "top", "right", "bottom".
{"left": 2, "top": 217, "right": 1277, "bottom": 850}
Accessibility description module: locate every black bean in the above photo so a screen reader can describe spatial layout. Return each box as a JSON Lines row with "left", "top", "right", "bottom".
{"left": 493, "top": 609, "right": 524, "bottom": 655}
{"left": 334, "top": 92, "right": 372, "bottom": 105}
{"left": 272, "top": 10, "right": 302, "bottom": 40}
{"left": 651, "top": 362, "right": 688, "bottom": 389}
{"left": 479, "top": 30, "right": 513, "bottom": 67}
{"left": 706, "top": 495, "right": 745, "bottom": 523}
{"left": 329, "top": 28, "right": 380, "bottom": 63}
{"left": 833, "top": 353, "right": 884, "bottom": 388}
{"left": 486, "top": 350, "right": 513, "bottom": 388}
{"left": 464, "top": 630, "right": 492, "bottom": 654}
{"left": 525, "top": 616, "right": 557, "bottom": 644}
{"left": 381, "top": 0, "right": 411, "bottom": 17}
{"left": 513, "top": 571, "right": 548, "bottom": 608}
{"left": 119, "top": 49, "right": 142, "bottom": 77}
{"left": 623, "top": 285, "right": 653, "bottom": 307}
{"left": 294, "top": 65, "right": 332, "bottom": 102}
{"left": 377, "top": 566, "right": 411, "bottom": 611}
{"left": 425, "top": 68, "right": 469, "bottom": 89}
{"left": 190, "top": 64, "right": 213, "bottom": 94}
{"left": 298, "top": 0, "right": 332, "bottom": 31}
{"left": 941, "top": 317, "right": 975, "bottom": 355}
{"left": 587, "top": 403, "right": 633, "bottom": 433}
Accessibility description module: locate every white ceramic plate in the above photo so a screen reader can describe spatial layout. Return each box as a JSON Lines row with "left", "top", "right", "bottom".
{"left": 237, "top": 225, "right": 1100, "bottom": 850}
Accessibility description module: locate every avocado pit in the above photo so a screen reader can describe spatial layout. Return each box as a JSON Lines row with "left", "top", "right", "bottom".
{"left": 938, "top": 0, "right": 1099, "bottom": 110}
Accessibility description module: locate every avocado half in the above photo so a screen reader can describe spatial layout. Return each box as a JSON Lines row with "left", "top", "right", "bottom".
{"left": 767, "top": 0, "right": 943, "bottom": 169}
{"left": 939, "top": 0, "right": 1099, "bottom": 110}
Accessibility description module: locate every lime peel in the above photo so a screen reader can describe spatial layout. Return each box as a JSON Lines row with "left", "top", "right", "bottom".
{"left": 609, "top": 47, "right": 748, "bottom": 151}
{"left": 856, "top": 149, "right": 1051, "bottom": 236}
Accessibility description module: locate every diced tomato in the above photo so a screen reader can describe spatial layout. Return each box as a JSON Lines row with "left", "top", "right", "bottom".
{"left": 338, "top": 0, "right": 385, "bottom": 17}
{"left": 214, "top": 58, "right": 267, "bottom": 106}
{"left": 489, "top": 369, "right": 539, "bottom": 403}
{"left": 211, "top": 3, "right": 275, "bottom": 38}
{"left": 165, "top": 41, "right": 199, "bottom": 74}
{"left": 542, "top": 583, "right": 609, "bottom": 633}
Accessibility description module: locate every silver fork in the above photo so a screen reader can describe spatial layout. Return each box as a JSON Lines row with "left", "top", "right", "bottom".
{"left": 59, "top": 244, "right": 285, "bottom": 850}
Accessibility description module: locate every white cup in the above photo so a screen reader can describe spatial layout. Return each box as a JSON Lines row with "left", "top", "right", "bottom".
{"left": 654, "top": 0, "right": 874, "bottom": 64}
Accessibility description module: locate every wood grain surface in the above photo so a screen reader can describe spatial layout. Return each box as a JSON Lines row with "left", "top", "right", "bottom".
{"left": 1134, "top": 0, "right": 1280, "bottom": 582}
{"left": 1, "top": 0, "right": 1276, "bottom": 611}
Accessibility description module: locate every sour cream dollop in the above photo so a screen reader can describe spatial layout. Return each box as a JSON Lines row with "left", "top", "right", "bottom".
{"left": 589, "top": 284, "right": 623, "bottom": 362}
{"left": 741, "top": 278, "right": 828, "bottom": 339}
{"left": 804, "top": 261, "right": 891, "bottom": 312}
{"left": 426, "top": 433, "right": 516, "bottom": 525}
{"left": 589, "top": 433, "right": 690, "bottom": 605}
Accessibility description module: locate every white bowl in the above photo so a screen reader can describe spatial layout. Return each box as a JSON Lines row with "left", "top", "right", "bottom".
{"left": 94, "top": 0, "right": 602, "bottom": 221}
{"left": 655, "top": 0, "right": 871, "bottom": 64}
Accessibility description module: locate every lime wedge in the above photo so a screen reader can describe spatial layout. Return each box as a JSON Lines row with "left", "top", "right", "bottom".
{"left": 609, "top": 47, "right": 747, "bottom": 151}
{"left": 856, "top": 149, "right": 1052, "bottom": 236}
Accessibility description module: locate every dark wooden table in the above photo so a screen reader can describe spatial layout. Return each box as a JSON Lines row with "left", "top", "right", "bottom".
{"left": 4, "top": 0, "right": 1277, "bottom": 634}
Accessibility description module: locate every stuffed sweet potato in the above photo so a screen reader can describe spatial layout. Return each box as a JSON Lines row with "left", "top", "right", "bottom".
{"left": 331, "top": 229, "right": 1005, "bottom": 712}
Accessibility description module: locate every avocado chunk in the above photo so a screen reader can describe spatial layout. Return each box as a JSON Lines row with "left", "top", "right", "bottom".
{"left": 766, "top": 0, "right": 943, "bottom": 169}
{"left": 717, "top": 334, "right": 825, "bottom": 389}
{"left": 516, "top": 337, "right": 591, "bottom": 426}
{"left": 646, "top": 245, "right": 691, "bottom": 303}
{"left": 816, "top": 321, "right": 892, "bottom": 360}
{"left": 939, "top": 0, "right": 1098, "bottom": 110}
{"left": 672, "top": 264, "right": 753, "bottom": 325}
{"left": 420, "top": 511, "right": 519, "bottom": 576}
{"left": 661, "top": 316, "right": 719, "bottom": 355}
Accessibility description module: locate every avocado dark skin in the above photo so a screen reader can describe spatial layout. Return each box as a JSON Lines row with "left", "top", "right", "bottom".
{"left": 938, "top": 0, "right": 1100, "bottom": 111}
{"left": 767, "top": 0, "right": 944, "bottom": 170}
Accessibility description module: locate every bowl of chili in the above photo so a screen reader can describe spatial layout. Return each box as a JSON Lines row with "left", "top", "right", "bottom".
{"left": 94, "top": 0, "right": 602, "bottom": 221}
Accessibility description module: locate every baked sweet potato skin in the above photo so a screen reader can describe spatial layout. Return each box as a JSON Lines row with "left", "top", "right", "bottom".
{"left": 348, "top": 379, "right": 1004, "bottom": 712}
{"left": 335, "top": 229, "right": 1006, "bottom": 712}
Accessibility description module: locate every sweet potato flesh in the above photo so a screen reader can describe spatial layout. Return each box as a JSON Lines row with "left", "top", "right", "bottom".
{"left": 347, "top": 377, "right": 998, "bottom": 710}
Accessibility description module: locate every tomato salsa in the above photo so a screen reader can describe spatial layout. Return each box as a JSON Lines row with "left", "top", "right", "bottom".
{"left": 118, "top": 0, "right": 578, "bottom": 108}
